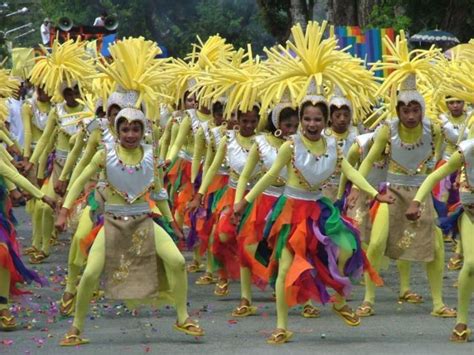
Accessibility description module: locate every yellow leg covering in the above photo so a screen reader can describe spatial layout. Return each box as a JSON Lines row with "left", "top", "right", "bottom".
{"left": 72, "top": 222, "right": 188, "bottom": 332}
{"left": 37, "top": 179, "right": 56, "bottom": 255}
{"left": 174, "top": 210, "right": 184, "bottom": 229}
{"left": 0, "top": 267, "right": 10, "bottom": 311}
{"left": 334, "top": 247, "right": 353, "bottom": 308}
{"left": 363, "top": 203, "right": 389, "bottom": 304}
{"left": 397, "top": 260, "right": 412, "bottom": 297}
{"left": 65, "top": 207, "right": 94, "bottom": 295}
{"left": 193, "top": 246, "right": 201, "bottom": 264}
{"left": 32, "top": 202, "right": 43, "bottom": 250}
{"left": 206, "top": 247, "right": 213, "bottom": 273}
{"left": 457, "top": 213, "right": 474, "bottom": 324}
{"left": 425, "top": 227, "right": 445, "bottom": 311}
{"left": 240, "top": 267, "right": 252, "bottom": 302}
{"left": 275, "top": 247, "right": 293, "bottom": 330}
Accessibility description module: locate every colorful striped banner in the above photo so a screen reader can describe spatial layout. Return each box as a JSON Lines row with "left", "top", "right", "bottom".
{"left": 334, "top": 26, "right": 395, "bottom": 77}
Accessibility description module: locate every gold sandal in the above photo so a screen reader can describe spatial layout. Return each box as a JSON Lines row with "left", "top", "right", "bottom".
{"left": 214, "top": 282, "right": 229, "bottom": 296}
{"left": 29, "top": 251, "right": 48, "bottom": 264}
{"left": 0, "top": 314, "right": 17, "bottom": 331}
{"left": 447, "top": 254, "right": 463, "bottom": 271}
{"left": 22, "top": 246, "right": 39, "bottom": 256}
{"left": 59, "top": 333, "right": 90, "bottom": 346}
{"left": 450, "top": 324, "right": 471, "bottom": 343}
{"left": 332, "top": 304, "right": 361, "bottom": 326}
{"left": 231, "top": 304, "right": 257, "bottom": 317}
{"left": 187, "top": 261, "right": 204, "bottom": 273}
{"left": 398, "top": 290, "right": 424, "bottom": 304}
{"left": 195, "top": 273, "right": 216, "bottom": 285}
{"left": 267, "top": 329, "right": 294, "bottom": 345}
{"left": 301, "top": 304, "right": 320, "bottom": 318}
{"left": 431, "top": 305, "right": 457, "bottom": 318}
{"left": 173, "top": 318, "right": 205, "bottom": 336}
{"left": 59, "top": 293, "right": 76, "bottom": 317}
{"left": 356, "top": 301, "right": 375, "bottom": 317}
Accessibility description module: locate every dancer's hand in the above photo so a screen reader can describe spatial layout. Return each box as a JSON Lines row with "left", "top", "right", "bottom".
{"left": 9, "top": 189, "right": 25, "bottom": 207}
{"left": 405, "top": 201, "right": 421, "bottom": 221}
{"left": 7, "top": 145, "right": 21, "bottom": 157}
{"left": 186, "top": 194, "right": 202, "bottom": 214}
{"left": 42, "top": 195, "right": 56, "bottom": 210}
{"left": 346, "top": 188, "right": 360, "bottom": 209}
{"left": 232, "top": 199, "right": 248, "bottom": 225}
{"left": 37, "top": 177, "right": 45, "bottom": 187}
{"left": 170, "top": 220, "right": 184, "bottom": 240}
{"left": 22, "top": 161, "right": 34, "bottom": 174}
{"left": 54, "top": 179, "right": 68, "bottom": 196}
{"left": 163, "top": 159, "right": 172, "bottom": 169}
{"left": 55, "top": 208, "right": 69, "bottom": 232}
{"left": 375, "top": 192, "right": 395, "bottom": 204}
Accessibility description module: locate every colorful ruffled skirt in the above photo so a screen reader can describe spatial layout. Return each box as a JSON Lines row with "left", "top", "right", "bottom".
{"left": 167, "top": 158, "right": 193, "bottom": 224}
{"left": 261, "top": 195, "right": 381, "bottom": 307}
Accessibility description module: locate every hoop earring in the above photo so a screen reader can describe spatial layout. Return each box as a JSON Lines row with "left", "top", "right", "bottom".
{"left": 274, "top": 129, "right": 282, "bottom": 138}
{"left": 221, "top": 121, "right": 228, "bottom": 128}
{"left": 233, "top": 124, "right": 240, "bottom": 132}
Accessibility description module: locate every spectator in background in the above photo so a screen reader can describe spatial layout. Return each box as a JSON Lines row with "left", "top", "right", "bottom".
{"left": 40, "top": 18, "right": 50, "bottom": 46}
{"left": 93, "top": 11, "right": 107, "bottom": 26}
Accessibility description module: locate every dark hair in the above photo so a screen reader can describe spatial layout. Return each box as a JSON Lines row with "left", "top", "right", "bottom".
{"left": 330, "top": 104, "right": 350, "bottom": 117}
{"left": 212, "top": 101, "right": 224, "bottom": 115}
{"left": 396, "top": 100, "right": 422, "bottom": 112}
{"left": 101, "top": 11, "right": 108, "bottom": 17}
{"left": 237, "top": 104, "right": 260, "bottom": 119}
{"left": 266, "top": 107, "right": 298, "bottom": 133}
{"left": 107, "top": 104, "right": 121, "bottom": 117}
{"left": 116, "top": 117, "right": 144, "bottom": 131}
{"left": 299, "top": 101, "right": 329, "bottom": 121}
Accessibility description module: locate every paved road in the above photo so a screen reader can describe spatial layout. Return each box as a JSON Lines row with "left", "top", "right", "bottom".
{"left": 1, "top": 207, "right": 473, "bottom": 354}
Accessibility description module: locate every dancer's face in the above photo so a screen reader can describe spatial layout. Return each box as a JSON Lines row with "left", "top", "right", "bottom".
{"left": 301, "top": 105, "right": 326, "bottom": 141}
{"left": 397, "top": 101, "right": 422, "bottom": 129}
{"left": 63, "top": 88, "right": 79, "bottom": 107}
{"left": 118, "top": 120, "right": 143, "bottom": 149}
{"left": 330, "top": 106, "right": 351, "bottom": 134}
{"left": 108, "top": 105, "right": 121, "bottom": 126}
{"left": 447, "top": 100, "right": 464, "bottom": 117}
{"left": 238, "top": 109, "right": 259, "bottom": 137}
{"left": 279, "top": 114, "right": 299, "bottom": 137}
{"left": 184, "top": 93, "right": 197, "bottom": 109}
{"left": 36, "top": 87, "right": 51, "bottom": 103}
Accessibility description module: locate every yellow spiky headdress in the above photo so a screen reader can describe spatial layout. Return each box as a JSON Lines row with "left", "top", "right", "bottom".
{"left": 0, "top": 69, "right": 20, "bottom": 122}
{"left": 372, "top": 31, "right": 442, "bottom": 120}
{"left": 198, "top": 45, "right": 265, "bottom": 117}
{"left": 166, "top": 35, "right": 235, "bottom": 108}
{"left": 260, "top": 21, "right": 377, "bottom": 123}
{"left": 29, "top": 38, "right": 96, "bottom": 102}
{"left": 97, "top": 37, "right": 173, "bottom": 116}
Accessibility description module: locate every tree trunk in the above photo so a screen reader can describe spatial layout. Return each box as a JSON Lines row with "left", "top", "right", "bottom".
{"left": 290, "top": 0, "right": 308, "bottom": 27}
{"left": 358, "top": 0, "right": 380, "bottom": 27}
{"left": 327, "top": 0, "right": 358, "bottom": 26}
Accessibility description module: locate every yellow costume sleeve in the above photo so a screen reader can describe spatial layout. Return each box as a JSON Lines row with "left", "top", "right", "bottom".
{"left": 166, "top": 115, "right": 191, "bottom": 161}
{"left": 22, "top": 103, "right": 33, "bottom": 158}
{"left": 0, "top": 145, "right": 14, "bottom": 163}
{"left": 198, "top": 135, "right": 227, "bottom": 195}
{"left": 413, "top": 151, "right": 463, "bottom": 203}
{"left": 0, "top": 129, "right": 14, "bottom": 148}
{"left": 191, "top": 127, "right": 205, "bottom": 183}
{"left": 337, "top": 142, "right": 361, "bottom": 199}
{"left": 59, "top": 128, "right": 87, "bottom": 181}
{"left": 341, "top": 158, "right": 378, "bottom": 198}
{"left": 159, "top": 119, "right": 173, "bottom": 160}
{"left": 0, "top": 162, "right": 44, "bottom": 199}
{"left": 153, "top": 166, "right": 173, "bottom": 221}
{"left": 36, "top": 130, "right": 57, "bottom": 180}
{"left": 169, "top": 120, "right": 180, "bottom": 153}
{"left": 202, "top": 140, "right": 215, "bottom": 176}
{"left": 29, "top": 108, "right": 57, "bottom": 164}
{"left": 245, "top": 142, "right": 292, "bottom": 203}
{"left": 63, "top": 150, "right": 105, "bottom": 209}
{"left": 68, "top": 129, "right": 101, "bottom": 187}
{"left": 359, "top": 125, "right": 389, "bottom": 178}
{"left": 235, "top": 143, "right": 259, "bottom": 203}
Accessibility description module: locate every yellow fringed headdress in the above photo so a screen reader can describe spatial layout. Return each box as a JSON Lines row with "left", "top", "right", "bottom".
{"left": 166, "top": 34, "right": 235, "bottom": 107}
{"left": 260, "top": 21, "right": 377, "bottom": 123}
{"left": 29, "top": 38, "right": 96, "bottom": 102}
{"left": 371, "top": 31, "right": 442, "bottom": 121}
{"left": 198, "top": 45, "right": 265, "bottom": 117}
{"left": 0, "top": 69, "right": 20, "bottom": 98}
{"left": 97, "top": 37, "right": 172, "bottom": 115}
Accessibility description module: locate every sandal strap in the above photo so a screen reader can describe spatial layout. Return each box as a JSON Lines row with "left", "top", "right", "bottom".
{"left": 0, "top": 315, "right": 15, "bottom": 322}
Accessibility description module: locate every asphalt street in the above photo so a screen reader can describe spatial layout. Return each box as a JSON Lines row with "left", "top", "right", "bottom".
{"left": 1, "top": 207, "right": 473, "bottom": 354}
